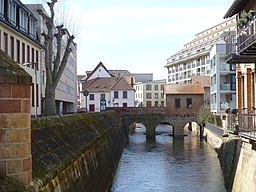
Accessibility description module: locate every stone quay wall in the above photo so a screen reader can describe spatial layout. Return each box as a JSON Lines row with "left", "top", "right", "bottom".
{"left": 25, "top": 111, "right": 127, "bottom": 192}
{"left": 203, "top": 123, "right": 256, "bottom": 192}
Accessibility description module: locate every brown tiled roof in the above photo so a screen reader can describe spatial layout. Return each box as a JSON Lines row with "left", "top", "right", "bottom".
{"left": 83, "top": 77, "right": 134, "bottom": 92}
{"left": 165, "top": 84, "right": 204, "bottom": 95}
{"left": 191, "top": 76, "right": 210, "bottom": 87}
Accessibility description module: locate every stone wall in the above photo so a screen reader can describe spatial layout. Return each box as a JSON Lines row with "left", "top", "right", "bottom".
{"left": 25, "top": 111, "right": 127, "bottom": 192}
{"left": 203, "top": 123, "right": 256, "bottom": 192}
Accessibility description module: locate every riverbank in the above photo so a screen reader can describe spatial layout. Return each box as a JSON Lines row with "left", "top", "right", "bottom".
{"left": 201, "top": 122, "right": 256, "bottom": 192}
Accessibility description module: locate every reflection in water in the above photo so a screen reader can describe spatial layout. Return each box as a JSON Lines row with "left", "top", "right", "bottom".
{"left": 111, "top": 125, "right": 226, "bottom": 192}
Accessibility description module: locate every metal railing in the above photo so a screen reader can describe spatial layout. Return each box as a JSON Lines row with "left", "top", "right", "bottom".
{"left": 227, "top": 109, "right": 256, "bottom": 140}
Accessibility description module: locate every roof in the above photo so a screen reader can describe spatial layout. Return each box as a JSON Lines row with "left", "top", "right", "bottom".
{"left": 224, "top": 0, "right": 247, "bottom": 18}
{"left": 84, "top": 62, "right": 113, "bottom": 81}
{"left": 165, "top": 84, "right": 204, "bottom": 95}
{"left": 82, "top": 77, "right": 135, "bottom": 93}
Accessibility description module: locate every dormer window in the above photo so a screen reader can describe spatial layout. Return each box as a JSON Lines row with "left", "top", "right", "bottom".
{"left": 8, "top": 1, "right": 17, "bottom": 25}
{"left": 0, "top": 0, "right": 4, "bottom": 17}
{"left": 29, "top": 16, "right": 36, "bottom": 38}
{"left": 19, "top": 9, "right": 28, "bottom": 32}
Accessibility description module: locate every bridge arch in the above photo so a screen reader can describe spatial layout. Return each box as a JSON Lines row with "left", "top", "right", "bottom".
{"left": 108, "top": 108, "right": 199, "bottom": 139}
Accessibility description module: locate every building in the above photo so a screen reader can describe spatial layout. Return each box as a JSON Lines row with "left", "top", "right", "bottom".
{"left": 0, "top": 0, "right": 43, "bottom": 117}
{"left": 165, "top": 18, "right": 236, "bottom": 85}
{"left": 134, "top": 79, "right": 166, "bottom": 107}
{"left": 132, "top": 73, "right": 153, "bottom": 83}
{"left": 165, "top": 84, "right": 205, "bottom": 115}
{"left": 224, "top": 0, "right": 256, "bottom": 112}
{"left": 26, "top": 4, "right": 78, "bottom": 115}
{"left": 210, "top": 43, "right": 236, "bottom": 115}
{"left": 80, "top": 62, "right": 135, "bottom": 111}
{"left": 191, "top": 76, "right": 210, "bottom": 106}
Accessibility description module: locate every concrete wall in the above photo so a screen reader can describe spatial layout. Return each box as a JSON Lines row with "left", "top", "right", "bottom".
{"left": 25, "top": 111, "right": 127, "bottom": 192}
{"left": 203, "top": 123, "right": 256, "bottom": 192}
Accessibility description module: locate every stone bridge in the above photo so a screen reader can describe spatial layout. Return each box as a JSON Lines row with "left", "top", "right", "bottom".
{"left": 107, "top": 107, "right": 200, "bottom": 139}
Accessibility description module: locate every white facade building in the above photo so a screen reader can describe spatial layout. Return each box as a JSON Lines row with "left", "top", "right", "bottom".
{"left": 0, "top": 0, "right": 43, "bottom": 117}
{"left": 134, "top": 79, "right": 166, "bottom": 107}
{"left": 80, "top": 62, "right": 135, "bottom": 112}
{"left": 210, "top": 43, "right": 236, "bottom": 115}
{"left": 165, "top": 18, "right": 236, "bottom": 85}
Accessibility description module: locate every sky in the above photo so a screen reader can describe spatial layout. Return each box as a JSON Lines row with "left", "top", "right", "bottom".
{"left": 23, "top": 0, "right": 235, "bottom": 80}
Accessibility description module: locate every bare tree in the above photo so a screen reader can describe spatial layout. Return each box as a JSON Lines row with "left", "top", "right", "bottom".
{"left": 37, "top": 0, "right": 75, "bottom": 116}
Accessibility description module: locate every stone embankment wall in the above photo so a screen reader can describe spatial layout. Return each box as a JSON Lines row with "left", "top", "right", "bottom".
{"left": 202, "top": 123, "right": 256, "bottom": 192}
{"left": 25, "top": 111, "right": 127, "bottom": 192}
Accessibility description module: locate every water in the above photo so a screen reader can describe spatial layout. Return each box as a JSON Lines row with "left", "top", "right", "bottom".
{"left": 111, "top": 124, "right": 226, "bottom": 192}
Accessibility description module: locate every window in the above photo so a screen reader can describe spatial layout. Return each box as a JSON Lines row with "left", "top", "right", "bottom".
{"left": 3, "top": 33, "right": 8, "bottom": 53}
{"left": 154, "top": 101, "right": 158, "bottom": 107}
{"left": 155, "top": 93, "right": 158, "bottom": 99}
{"left": 22, "top": 43, "right": 25, "bottom": 63}
{"left": 146, "top": 93, "right": 151, "bottom": 99}
{"left": 146, "top": 84, "right": 151, "bottom": 90}
{"left": 89, "top": 94, "right": 94, "bottom": 100}
{"left": 123, "top": 91, "right": 127, "bottom": 98}
{"left": 175, "top": 98, "right": 180, "bottom": 108}
{"left": 29, "top": 16, "right": 36, "bottom": 38}
{"left": 19, "top": 9, "right": 28, "bottom": 32}
{"left": 100, "top": 94, "right": 105, "bottom": 100}
{"left": 27, "top": 45, "right": 30, "bottom": 63}
{"left": 16, "top": 40, "right": 20, "bottom": 63}
{"left": 114, "top": 91, "right": 118, "bottom": 98}
{"left": 8, "top": 1, "right": 16, "bottom": 25}
{"left": 187, "top": 98, "right": 192, "bottom": 108}
{"left": 154, "top": 84, "right": 158, "bottom": 90}
{"left": 161, "top": 93, "right": 164, "bottom": 99}
{"left": 10, "top": 36, "right": 14, "bottom": 59}
{"left": 161, "top": 85, "right": 164, "bottom": 90}
{"left": 123, "top": 103, "right": 127, "bottom": 107}
{"left": 0, "top": 0, "right": 4, "bottom": 17}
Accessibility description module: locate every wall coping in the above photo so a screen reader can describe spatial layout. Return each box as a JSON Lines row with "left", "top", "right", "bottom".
{"left": 0, "top": 50, "right": 31, "bottom": 85}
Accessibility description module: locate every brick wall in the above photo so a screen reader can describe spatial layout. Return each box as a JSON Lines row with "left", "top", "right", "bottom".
{"left": 166, "top": 94, "right": 204, "bottom": 115}
{"left": 0, "top": 50, "right": 32, "bottom": 186}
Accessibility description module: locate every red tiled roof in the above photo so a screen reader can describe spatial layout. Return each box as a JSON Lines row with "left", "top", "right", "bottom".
{"left": 165, "top": 84, "right": 204, "bottom": 95}
{"left": 191, "top": 76, "right": 210, "bottom": 87}
{"left": 82, "top": 77, "right": 134, "bottom": 92}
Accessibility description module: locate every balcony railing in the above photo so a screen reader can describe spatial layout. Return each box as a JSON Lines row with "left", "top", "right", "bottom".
{"left": 220, "top": 83, "right": 230, "bottom": 90}
{"left": 226, "top": 109, "right": 256, "bottom": 140}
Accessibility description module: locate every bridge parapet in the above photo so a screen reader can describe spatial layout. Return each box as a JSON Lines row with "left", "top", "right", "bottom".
{"left": 107, "top": 107, "right": 166, "bottom": 115}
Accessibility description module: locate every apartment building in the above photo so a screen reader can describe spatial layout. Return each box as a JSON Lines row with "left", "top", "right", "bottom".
{"left": 224, "top": 0, "right": 256, "bottom": 112}
{"left": 210, "top": 43, "right": 236, "bottom": 115}
{"left": 134, "top": 79, "right": 166, "bottom": 107}
{"left": 0, "top": 0, "right": 43, "bottom": 117}
{"left": 165, "top": 18, "right": 236, "bottom": 85}
{"left": 26, "top": 4, "right": 78, "bottom": 115}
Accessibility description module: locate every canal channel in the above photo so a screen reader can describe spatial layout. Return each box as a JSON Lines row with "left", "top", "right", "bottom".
{"left": 110, "top": 124, "right": 226, "bottom": 192}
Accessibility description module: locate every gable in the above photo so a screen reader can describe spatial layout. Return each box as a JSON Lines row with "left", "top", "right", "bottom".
{"left": 86, "top": 62, "right": 112, "bottom": 81}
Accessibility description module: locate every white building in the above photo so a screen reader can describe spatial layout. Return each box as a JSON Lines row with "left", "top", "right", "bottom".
{"left": 210, "top": 43, "right": 236, "bottom": 115}
{"left": 165, "top": 17, "right": 236, "bottom": 85}
{"left": 80, "top": 62, "right": 135, "bottom": 112}
{"left": 134, "top": 79, "right": 166, "bottom": 107}
{"left": 0, "top": 0, "right": 43, "bottom": 117}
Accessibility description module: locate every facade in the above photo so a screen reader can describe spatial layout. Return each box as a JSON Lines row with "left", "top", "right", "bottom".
{"left": 134, "top": 79, "right": 166, "bottom": 107}
{"left": 210, "top": 43, "right": 236, "bottom": 115}
{"left": 132, "top": 73, "right": 153, "bottom": 83}
{"left": 26, "top": 4, "right": 78, "bottom": 115}
{"left": 224, "top": 0, "right": 256, "bottom": 112}
{"left": 165, "top": 84, "right": 205, "bottom": 115}
{"left": 0, "top": 0, "right": 43, "bottom": 117}
{"left": 80, "top": 62, "right": 135, "bottom": 112}
{"left": 165, "top": 18, "right": 236, "bottom": 85}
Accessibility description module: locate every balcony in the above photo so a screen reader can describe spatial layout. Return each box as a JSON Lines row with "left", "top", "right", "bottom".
{"left": 220, "top": 83, "right": 230, "bottom": 90}
{"left": 225, "top": 11, "right": 256, "bottom": 63}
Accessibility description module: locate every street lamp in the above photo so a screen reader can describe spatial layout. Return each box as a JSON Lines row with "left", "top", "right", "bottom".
{"left": 23, "top": 62, "right": 37, "bottom": 118}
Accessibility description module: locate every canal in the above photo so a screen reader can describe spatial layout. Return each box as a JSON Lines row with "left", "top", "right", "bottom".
{"left": 110, "top": 124, "right": 226, "bottom": 192}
